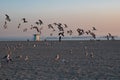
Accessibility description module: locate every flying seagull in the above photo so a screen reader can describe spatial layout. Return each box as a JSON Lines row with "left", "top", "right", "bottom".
{"left": 67, "top": 30, "right": 73, "bottom": 36}
{"left": 5, "top": 14, "right": 11, "bottom": 22}
{"left": 57, "top": 23, "right": 64, "bottom": 31}
{"left": 64, "top": 24, "right": 68, "bottom": 28}
{"left": 18, "top": 23, "right": 21, "bottom": 29}
{"left": 92, "top": 27, "right": 96, "bottom": 31}
{"left": 22, "top": 18, "right": 28, "bottom": 23}
{"left": 38, "top": 19, "right": 43, "bottom": 25}
{"left": 31, "top": 25, "right": 40, "bottom": 32}
{"left": 3, "top": 21, "right": 7, "bottom": 29}
{"left": 77, "top": 28, "right": 84, "bottom": 36}
{"left": 90, "top": 32, "right": 96, "bottom": 39}
{"left": 58, "top": 32, "right": 64, "bottom": 37}
{"left": 35, "top": 22, "right": 39, "bottom": 25}
{"left": 48, "top": 24, "right": 55, "bottom": 31}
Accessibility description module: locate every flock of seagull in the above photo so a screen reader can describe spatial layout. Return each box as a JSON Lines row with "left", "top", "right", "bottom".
{"left": 1, "top": 14, "right": 115, "bottom": 40}
{"left": 1, "top": 14, "right": 97, "bottom": 39}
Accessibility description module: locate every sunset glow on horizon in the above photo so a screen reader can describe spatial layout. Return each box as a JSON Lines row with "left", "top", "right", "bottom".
{"left": 0, "top": 0, "right": 120, "bottom": 38}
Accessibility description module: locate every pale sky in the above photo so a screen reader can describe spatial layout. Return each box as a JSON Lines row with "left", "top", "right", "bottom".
{"left": 0, "top": 0, "right": 120, "bottom": 38}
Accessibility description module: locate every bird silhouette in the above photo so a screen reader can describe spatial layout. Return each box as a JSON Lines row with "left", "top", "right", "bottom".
{"left": 67, "top": 30, "right": 73, "bottom": 36}
{"left": 22, "top": 18, "right": 28, "bottom": 23}
{"left": 18, "top": 23, "right": 21, "bottom": 29}
{"left": 57, "top": 23, "right": 64, "bottom": 31}
{"left": 64, "top": 24, "right": 68, "bottom": 28}
{"left": 108, "top": 33, "right": 112, "bottom": 37}
{"left": 48, "top": 24, "right": 55, "bottom": 31}
{"left": 53, "top": 23, "right": 58, "bottom": 26}
{"left": 35, "top": 22, "right": 39, "bottom": 25}
{"left": 90, "top": 32, "right": 96, "bottom": 39}
{"left": 38, "top": 19, "right": 43, "bottom": 25}
{"left": 3, "top": 21, "right": 7, "bottom": 29}
{"left": 5, "top": 14, "right": 11, "bottom": 22}
{"left": 92, "top": 27, "right": 96, "bottom": 31}
{"left": 77, "top": 28, "right": 84, "bottom": 36}
{"left": 31, "top": 25, "right": 40, "bottom": 32}
{"left": 85, "top": 31, "right": 89, "bottom": 35}
{"left": 58, "top": 32, "right": 64, "bottom": 37}
{"left": 53, "top": 23, "right": 64, "bottom": 31}
{"left": 85, "top": 30, "right": 91, "bottom": 35}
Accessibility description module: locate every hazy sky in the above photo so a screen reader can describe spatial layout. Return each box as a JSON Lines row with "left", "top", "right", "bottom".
{"left": 0, "top": 0, "right": 120, "bottom": 38}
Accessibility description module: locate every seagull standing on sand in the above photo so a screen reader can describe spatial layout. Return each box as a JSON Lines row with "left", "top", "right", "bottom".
{"left": 55, "top": 54, "right": 60, "bottom": 61}
{"left": 3, "top": 50, "right": 12, "bottom": 63}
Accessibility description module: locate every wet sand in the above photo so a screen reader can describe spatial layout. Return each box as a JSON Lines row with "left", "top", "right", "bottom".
{"left": 0, "top": 40, "right": 120, "bottom": 80}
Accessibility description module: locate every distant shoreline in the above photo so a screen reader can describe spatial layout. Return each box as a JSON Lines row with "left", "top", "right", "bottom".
{"left": 0, "top": 36, "right": 120, "bottom": 41}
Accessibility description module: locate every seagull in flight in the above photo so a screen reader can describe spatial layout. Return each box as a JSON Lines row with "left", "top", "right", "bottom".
{"left": 5, "top": 14, "right": 11, "bottom": 22}
{"left": 92, "top": 27, "right": 96, "bottom": 31}
{"left": 3, "top": 21, "right": 7, "bottom": 29}
{"left": 31, "top": 25, "right": 40, "bottom": 32}
{"left": 38, "top": 19, "right": 43, "bottom": 25}
{"left": 22, "top": 18, "right": 28, "bottom": 23}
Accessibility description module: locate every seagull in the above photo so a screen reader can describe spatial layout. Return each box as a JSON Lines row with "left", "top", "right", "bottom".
{"left": 92, "top": 27, "right": 96, "bottom": 31}
{"left": 85, "top": 31, "right": 89, "bottom": 35}
{"left": 35, "top": 22, "right": 39, "bottom": 25}
{"left": 31, "top": 25, "right": 40, "bottom": 32}
{"left": 54, "top": 23, "right": 64, "bottom": 31}
{"left": 58, "top": 32, "right": 64, "bottom": 37}
{"left": 53, "top": 23, "right": 58, "bottom": 25}
{"left": 67, "top": 30, "right": 73, "bottom": 35}
{"left": 48, "top": 24, "right": 55, "bottom": 31}
{"left": 3, "top": 21, "right": 7, "bottom": 29}
{"left": 77, "top": 28, "right": 84, "bottom": 36}
{"left": 5, "top": 14, "right": 11, "bottom": 22}
{"left": 22, "top": 18, "right": 28, "bottom": 23}
{"left": 38, "top": 19, "right": 43, "bottom": 25}
{"left": 64, "top": 24, "right": 68, "bottom": 28}
{"left": 85, "top": 30, "right": 91, "bottom": 35}
{"left": 108, "top": 33, "right": 112, "bottom": 37}
{"left": 57, "top": 26, "right": 64, "bottom": 31}
{"left": 90, "top": 32, "right": 96, "bottom": 39}
{"left": 18, "top": 23, "right": 21, "bottom": 29}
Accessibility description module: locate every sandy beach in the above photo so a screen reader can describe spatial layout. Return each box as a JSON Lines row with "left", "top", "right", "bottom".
{"left": 0, "top": 40, "right": 120, "bottom": 80}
